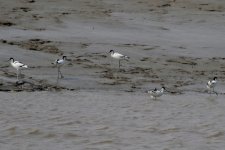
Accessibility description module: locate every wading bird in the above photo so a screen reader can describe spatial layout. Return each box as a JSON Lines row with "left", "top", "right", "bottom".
{"left": 147, "top": 87, "right": 167, "bottom": 99}
{"left": 52, "top": 56, "right": 67, "bottom": 79}
{"left": 109, "top": 50, "right": 129, "bottom": 68}
{"left": 207, "top": 77, "right": 218, "bottom": 95}
{"left": 9, "top": 57, "right": 28, "bottom": 81}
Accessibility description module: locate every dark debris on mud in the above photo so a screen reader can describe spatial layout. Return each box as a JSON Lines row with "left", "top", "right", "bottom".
{"left": 0, "top": 39, "right": 62, "bottom": 54}
{"left": 0, "top": 21, "right": 15, "bottom": 26}
{"left": 0, "top": 77, "right": 75, "bottom": 92}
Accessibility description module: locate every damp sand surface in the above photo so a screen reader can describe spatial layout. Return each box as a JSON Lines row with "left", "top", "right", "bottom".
{"left": 1, "top": 0, "right": 225, "bottom": 149}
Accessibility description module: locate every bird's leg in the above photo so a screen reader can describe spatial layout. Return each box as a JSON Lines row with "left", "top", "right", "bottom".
{"left": 212, "top": 88, "right": 218, "bottom": 95}
{"left": 213, "top": 91, "right": 218, "bottom": 95}
{"left": 119, "top": 60, "right": 122, "bottom": 69}
{"left": 60, "top": 71, "right": 64, "bottom": 78}
{"left": 16, "top": 70, "right": 19, "bottom": 81}
{"left": 17, "top": 69, "right": 19, "bottom": 81}
{"left": 212, "top": 87, "right": 214, "bottom": 95}
{"left": 119, "top": 60, "right": 120, "bottom": 69}
{"left": 57, "top": 67, "right": 60, "bottom": 79}
{"left": 19, "top": 70, "right": 22, "bottom": 79}
{"left": 56, "top": 70, "right": 59, "bottom": 86}
{"left": 59, "top": 67, "right": 64, "bottom": 78}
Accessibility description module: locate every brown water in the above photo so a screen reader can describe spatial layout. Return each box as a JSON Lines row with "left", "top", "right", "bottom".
{"left": 1, "top": 91, "right": 225, "bottom": 150}
{"left": 1, "top": 0, "right": 225, "bottom": 149}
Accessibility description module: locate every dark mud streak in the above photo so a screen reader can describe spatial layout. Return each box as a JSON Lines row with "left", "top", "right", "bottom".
{"left": 1, "top": 39, "right": 62, "bottom": 54}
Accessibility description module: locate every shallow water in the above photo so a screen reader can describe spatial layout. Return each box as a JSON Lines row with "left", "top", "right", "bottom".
{"left": 1, "top": 0, "right": 225, "bottom": 149}
{"left": 0, "top": 91, "right": 225, "bottom": 150}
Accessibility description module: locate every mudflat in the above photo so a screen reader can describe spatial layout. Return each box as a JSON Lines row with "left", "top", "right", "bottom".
{"left": 0, "top": 0, "right": 225, "bottom": 149}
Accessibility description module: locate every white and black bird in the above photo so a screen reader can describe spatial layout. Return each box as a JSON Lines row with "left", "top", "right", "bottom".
{"left": 207, "top": 77, "right": 218, "bottom": 95}
{"left": 109, "top": 50, "right": 129, "bottom": 68}
{"left": 9, "top": 57, "right": 28, "bottom": 81}
{"left": 52, "top": 56, "right": 67, "bottom": 79}
{"left": 147, "top": 87, "right": 166, "bottom": 99}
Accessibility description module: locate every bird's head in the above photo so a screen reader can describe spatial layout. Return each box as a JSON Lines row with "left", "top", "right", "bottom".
{"left": 213, "top": 77, "right": 217, "bottom": 80}
{"left": 109, "top": 50, "right": 114, "bottom": 54}
{"left": 161, "top": 86, "right": 169, "bottom": 92}
{"left": 9, "top": 57, "right": 14, "bottom": 62}
{"left": 62, "top": 56, "right": 67, "bottom": 60}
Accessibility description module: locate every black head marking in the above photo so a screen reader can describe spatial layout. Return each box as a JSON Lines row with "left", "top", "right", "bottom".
{"left": 109, "top": 50, "right": 114, "bottom": 53}
{"left": 9, "top": 57, "right": 14, "bottom": 61}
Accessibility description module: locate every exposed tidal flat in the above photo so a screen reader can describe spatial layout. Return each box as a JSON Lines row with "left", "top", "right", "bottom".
{"left": 1, "top": 0, "right": 225, "bottom": 149}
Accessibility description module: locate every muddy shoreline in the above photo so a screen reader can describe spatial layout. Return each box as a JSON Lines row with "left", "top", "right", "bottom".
{"left": 1, "top": 0, "right": 225, "bottom": 149}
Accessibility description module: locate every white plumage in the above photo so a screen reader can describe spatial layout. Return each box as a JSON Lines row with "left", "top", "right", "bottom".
{"left": 9, "top": 57, "right": 28, "bottom": 81}
{"left": 147, "top": 87, "right": 166, "bottom": 99}
{"left": 207, "top": 77, "right": 218, "bottom": 95}
{"left": 109, "top": 50, "right": 129, "bottom": 68}
{"left": 52, "top": 56, "right": 67, "bottom": 79}
{"left": 52, "top": 56, "right": 66, "bottom": 65}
